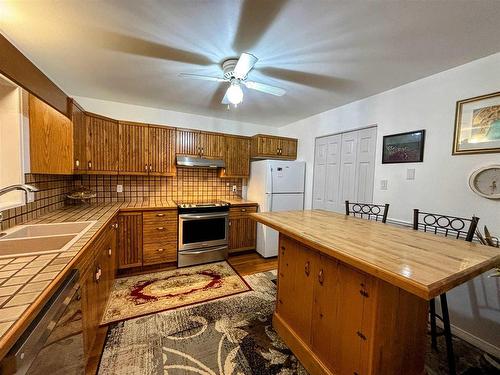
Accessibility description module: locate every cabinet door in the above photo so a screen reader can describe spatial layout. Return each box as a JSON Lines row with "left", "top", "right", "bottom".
{"left": 142, "top": 210, "right": 177, "bottom": 265}
{"left": 276, "top": 235, "right": 317, "bottom": 343}
{"left": 333, "top": 264, "right": 372, "bottom": 375}
{"left": 70, "top": 99, "right": 87, "bottom": 173}
{"left": 29, "top": 94, "right": 73, "bottom": 174}
{"left": 176, "top": 129, "right": 200, "bottom": 156}
{"left": 258, "top": 136, "right": 281, "bottom": 156}
{"left": 81, "top": 261, "right": 100, "bottom": 358}
{"left": 311, "top": 255, "right": 341, "bottom": 372}
{"left": 222, "top": 136, "right": 250, "bottom": 178}
{"left": 199, "top": 131, "right": 225, "bottom": 158}
{"left": 228, "top": 206, "right": 257, "bottom": 252}
{"left": 279, "top": 138, "right": 297, "bottom": 159}
{"left": 118, "top": 121, "right": 149, "bottom": 174}
{"left": 149, "top": 125, "right": 176, "bottom": 176}
{"left": 86, "top": 115, "right": 119, "bottom": 174}
{"left": 117, "top": 212, "right": 143, "bottom": 269}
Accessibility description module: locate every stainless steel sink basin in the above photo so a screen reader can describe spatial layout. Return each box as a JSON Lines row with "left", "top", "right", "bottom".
{"left": 0, "top": 221, "right": 96, "bottom": 258}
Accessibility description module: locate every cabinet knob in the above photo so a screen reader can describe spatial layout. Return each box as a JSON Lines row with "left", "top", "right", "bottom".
{"left": 149, "top": 164, "right": 152, "bottom": 171}
{"left": 304, "top": 261, "right": 310, "bottom": 276}
{"left": 318, "top": 269, "right": 324, "bottom": 285}
{"left": 75, "top": 159, "right": 80, "bottom": 167}
{"left": 157, "top": 248, "right": 165, "bottom": 252}
{"left": 145, "top": 164, "right": 148, "bottom": 172}
{"left": 88, "top": 161, "right": 92, "bottom": 169}
{"left": 108, "top": 248, "right": 112, "bottom": 257}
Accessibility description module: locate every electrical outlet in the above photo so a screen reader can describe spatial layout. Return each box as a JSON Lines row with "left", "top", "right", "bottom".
{"left": 116, "top": 185, "right": 123, "bottom": 193}
{"left": 232, "top": 185, "right": 237, "bottom": 192}
{"left": 380, "top": 179, "right": 388, "bottom": 190}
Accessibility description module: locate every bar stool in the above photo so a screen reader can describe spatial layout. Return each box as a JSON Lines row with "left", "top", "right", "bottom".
{"left": 413, "top": 209, "right": 479, "bottom": 375}
{"left": 345, "top": 200, "right": 390, "bottom": 223}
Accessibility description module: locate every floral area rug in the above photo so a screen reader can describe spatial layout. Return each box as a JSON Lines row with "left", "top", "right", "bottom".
{"left": 101, "top": 261, "right": 251, "bottom": 325}
{"left": 99, "top": 269, "right": 499, "bottom": 375}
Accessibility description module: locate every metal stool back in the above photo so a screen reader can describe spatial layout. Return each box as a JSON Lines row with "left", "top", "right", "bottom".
{"left": 345, "top": 200, "right": 389, "bottom": 223}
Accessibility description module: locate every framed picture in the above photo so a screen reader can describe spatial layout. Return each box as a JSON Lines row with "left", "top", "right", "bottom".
{"left": 453, "top": 91, "right": 500, "bottom": 155}
{"left": 382, "top": 130, "right": 425, "bottom": 164}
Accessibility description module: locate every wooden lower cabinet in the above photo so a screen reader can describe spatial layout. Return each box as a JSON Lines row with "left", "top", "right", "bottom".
{"left": 81, "top": 220, "right": 117, "bottom": 359}
{"left": 143, "top": 210, "right": 178, "bottom": 265}
{"left": 275, "top": 234, "right": 428, "bottom": 375}
{"left": 228, "top": 205, "right": 257, "bottom": 253}
{"left": 117, "top": 212, "right": 143, "bottom": 269}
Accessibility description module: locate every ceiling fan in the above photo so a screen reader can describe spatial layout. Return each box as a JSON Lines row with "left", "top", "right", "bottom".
{"left": 179, "top": 52, "right": 286, "bottom": 106}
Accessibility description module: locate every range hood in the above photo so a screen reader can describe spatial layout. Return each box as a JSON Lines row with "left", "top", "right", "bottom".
{"left": 176, "top": 155, "right": 225, "bottom": 169}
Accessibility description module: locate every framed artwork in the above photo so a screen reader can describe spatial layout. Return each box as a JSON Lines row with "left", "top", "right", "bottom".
{"left": 382, "top": 130, "right": 425, "bottom": 164}
{"left": 453, "top": 91, "right": 500, "bottom": 155}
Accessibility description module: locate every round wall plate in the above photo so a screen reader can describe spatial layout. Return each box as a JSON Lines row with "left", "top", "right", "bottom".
{"left": 469, "top": 165, "right": 500, "bottom": 199}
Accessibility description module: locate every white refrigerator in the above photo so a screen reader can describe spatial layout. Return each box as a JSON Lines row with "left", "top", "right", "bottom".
{"left": 247, "top": 160, "right": 306, "bottom": 257}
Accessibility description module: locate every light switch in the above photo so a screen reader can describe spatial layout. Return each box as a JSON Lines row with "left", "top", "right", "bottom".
{"left": 406, "top": 169, "right": 416, "bottom": 180}
{"left": 380, "top": 179, "right": 388, "bottom": 190}
{"left": 116, "top": 185, "right": 123, "bottom": 193}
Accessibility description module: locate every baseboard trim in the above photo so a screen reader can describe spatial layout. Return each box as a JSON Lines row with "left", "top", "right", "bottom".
{"left": 435, "top": 320, "right": 500, "bottom": 358}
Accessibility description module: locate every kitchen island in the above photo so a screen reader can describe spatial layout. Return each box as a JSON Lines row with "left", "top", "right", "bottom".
{"left": 250, "top": 210, "right": 500, "bottom": 375}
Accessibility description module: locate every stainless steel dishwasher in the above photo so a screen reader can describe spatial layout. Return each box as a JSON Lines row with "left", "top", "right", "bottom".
{"left": 1, "top": 269, "right": 84, "bottom": 375}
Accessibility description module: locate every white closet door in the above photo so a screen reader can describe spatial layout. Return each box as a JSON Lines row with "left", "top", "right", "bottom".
{"left": 338, "top": 131, "right": 358, "bottom": 211}
{"left": 355, "top": 127, "right": 377, "bottom": 203}
{"left": 324, "top": 134, "right": 342, "bottom": 212}
{"left": 312, "top": 138, "right": 328, "bottom": 209}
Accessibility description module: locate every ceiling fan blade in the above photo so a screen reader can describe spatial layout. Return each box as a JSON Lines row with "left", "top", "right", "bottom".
{"left": 244, "top": 81, "right": 286, "bottom": 96}
{"left": 233, "top": 53, "right": 258, "bottom": 79}
{"left": 179, "top": 73, "right": 226, "bottom": 82}
{"left": 209, "top": 83, "right": 230, "bottom": 109}
{"left": 92, "top": 29, "right": 213, "bottom": 66}
{"left": 258, "top": 67, "right": 352, "bottom": 90}
{"left": 232, "top": 0, "right": 289, "bottom": 51}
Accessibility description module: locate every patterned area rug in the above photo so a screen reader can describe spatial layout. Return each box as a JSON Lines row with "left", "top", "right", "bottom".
{"left": 99, "top": 270, "right": 500, "bottom": 375}
{"left": 101, "top": 262, "right": 251, "bottom": 325}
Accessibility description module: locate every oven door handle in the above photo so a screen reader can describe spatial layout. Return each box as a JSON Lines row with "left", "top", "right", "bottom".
{"left": 179, "top": 213, "right": 228, "bottom": 219}
{"left": 180, "top": 246, "right": 228, "bottom": 255}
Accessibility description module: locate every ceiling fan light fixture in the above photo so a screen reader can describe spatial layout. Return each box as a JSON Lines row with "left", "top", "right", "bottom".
{"left": 227, "top": 83, "right": 243, "bottom": 105}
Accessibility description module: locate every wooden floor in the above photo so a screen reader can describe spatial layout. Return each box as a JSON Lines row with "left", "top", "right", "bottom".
{"left": 228, "top": 251, "right": 278, "bottom": 275}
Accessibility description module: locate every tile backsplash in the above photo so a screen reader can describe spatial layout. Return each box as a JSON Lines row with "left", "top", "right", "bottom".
{"left": 73, "top": 169, "right": 243, "bottom": 203}
{"left": 0, "top": 174, "right": 73, "bottom": 230}
{"left": 0, "top": 170, "right": 244, "bottom": 230}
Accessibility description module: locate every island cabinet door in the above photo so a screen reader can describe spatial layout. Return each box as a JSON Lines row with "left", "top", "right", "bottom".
{"left": 276, "top": 236, "right": 318, "bottom": 344}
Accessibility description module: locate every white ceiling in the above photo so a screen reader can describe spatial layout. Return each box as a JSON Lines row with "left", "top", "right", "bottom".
{"left": 1, "top": 0, "right": 500, "bottom": 126}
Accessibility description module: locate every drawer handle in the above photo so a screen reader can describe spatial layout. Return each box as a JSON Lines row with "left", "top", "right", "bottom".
{"left": 157, "top": 248, "right": 165, "bottom": 252}
{"left": 280, "top": 246, "right": 285, "bottom": 255}
{"left": 241, "top": 208, "right": 246, "bottom": 212}
{"left": 156, "top": 213, "right": 165, "bottom": 217}
{"left": 145, "top": 164, "right": 148, "bottom": 172}
{"left": 156, "top": 227, "right": 165, "bottom": 231}
{"left": 304, "top": 261, "right": 310, "bottom": 276}
{"left": 318, "top": 269, "right": 324, "bottom": 285}
{"left": 108, "top": 248, "right": 112, "bottom": 257}
{"left": 88, "top": 161, "right": 92, "bottom": 169}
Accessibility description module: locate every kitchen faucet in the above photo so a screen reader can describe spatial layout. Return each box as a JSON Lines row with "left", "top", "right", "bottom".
{"left": 0, "top": 184, "right": 39, "bottom": 235}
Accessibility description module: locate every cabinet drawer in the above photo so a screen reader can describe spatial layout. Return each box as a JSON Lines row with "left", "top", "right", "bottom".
{"left": 143, "top": 241, "right": 177, "bottom": 265}
{"left": 229, "top": 205, "right": 257, "bottom": 218}
{"left": 143, "top": 210, "right": 177, "bottom": 225}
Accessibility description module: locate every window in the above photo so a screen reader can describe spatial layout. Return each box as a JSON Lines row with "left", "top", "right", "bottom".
{"left": 0, "top": 74, "right": 26, "bottom": 210}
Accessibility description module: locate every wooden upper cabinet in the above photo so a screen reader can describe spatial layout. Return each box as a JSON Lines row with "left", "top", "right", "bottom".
{"left": 149, "top": 125, "right": 176, "bottom": 176}
{"left": 176, "top": 129, "right": 224, "bottom": 159}
{"left": 250, "top": 134, "right": 298, "bottom": 160}
{"left": 118, "top": 121, "right": 149, "bottom": 174}
{"left": 220, "top": 135, "right": 250, "bottom": 178}
{"left": 86, "top": 113, "right": 119, "bottom": 174}
{"left": 176, "top": 128, "right": 200, "bottom": 156}
{"left": 69, "top": 99, "right": 87, "bottom": 173}
{"left": 29, "top": 94, "right": 73, "bottom": 174}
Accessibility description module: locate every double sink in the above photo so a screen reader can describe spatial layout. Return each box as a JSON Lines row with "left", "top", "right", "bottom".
{"left": 0, "top": 221, "right": 96, "bottom": 258}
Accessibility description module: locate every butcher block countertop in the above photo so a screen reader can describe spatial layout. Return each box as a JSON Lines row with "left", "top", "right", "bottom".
{"left": 251, "top": 210, "right": 500, "bottom": 300}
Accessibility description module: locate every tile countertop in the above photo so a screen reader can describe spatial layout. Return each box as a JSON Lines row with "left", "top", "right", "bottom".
{"left": 222, "top": 198, "right": 258, "bottom": 207}
{"left": 0, "top": 200, "right": 177, "bottom": 351}
{"left": 0, "top": 198, "right": 257, "bottom": 352}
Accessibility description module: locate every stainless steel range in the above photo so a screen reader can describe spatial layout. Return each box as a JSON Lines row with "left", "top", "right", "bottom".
{"left": 178, "top": 202, "right": 229, "bottom": 267}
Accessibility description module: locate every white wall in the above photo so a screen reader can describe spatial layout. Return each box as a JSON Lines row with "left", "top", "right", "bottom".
{"left": 73, "top": 96, "right": 279, "bottom": 137}
{"left": 279, "top": 52, "right": 500, "bottom": 353}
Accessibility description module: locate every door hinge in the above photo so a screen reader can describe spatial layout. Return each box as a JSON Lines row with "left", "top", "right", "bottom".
{"left": 359, "top": 290, "right": 369, "bottom": 298}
